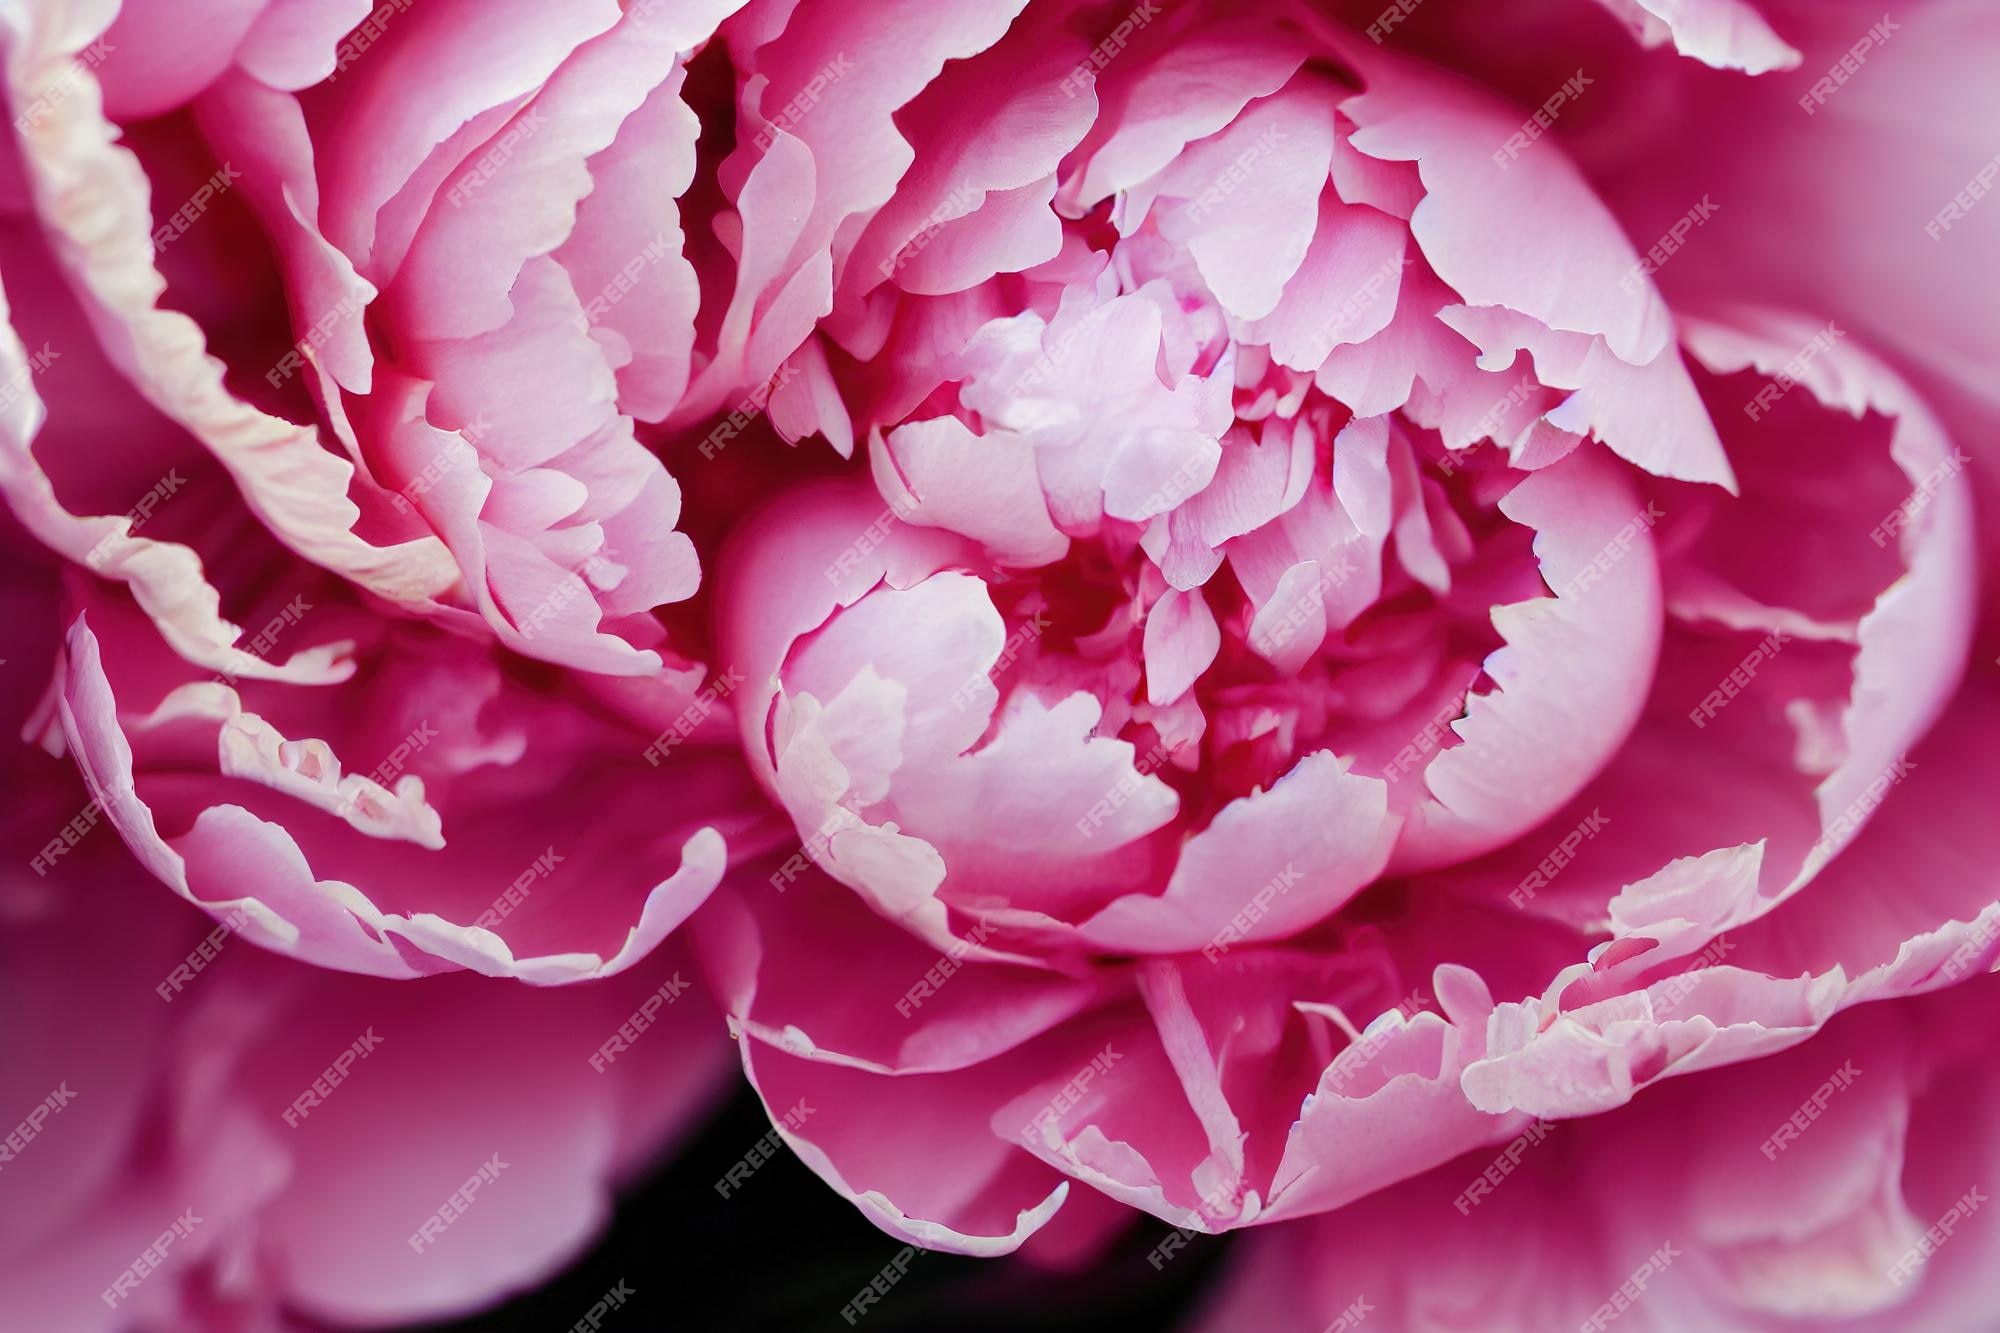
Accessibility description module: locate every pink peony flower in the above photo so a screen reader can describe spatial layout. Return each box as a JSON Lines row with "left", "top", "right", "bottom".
{"left": 0, "top": 597, "right": 732, "bottom": 1330}
{"left": 1188, "top": 971, "right": 2000, "bottom": 1332}
{"left": 2, "top": 0, "right": 1996, "bottom": 1327}
{"left": 2, "top": 0, "right": 776, "bottom": 984}
{"left": 697, "top": 0, "right": 1997, "bottom": 1281}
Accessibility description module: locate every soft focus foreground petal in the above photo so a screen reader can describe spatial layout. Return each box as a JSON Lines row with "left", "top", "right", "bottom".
{"left": 1584, "top": 0, "right": 1802, "bottom": 75}
{"left": 204, "top": 948, "right": 731, "bottom": 1325}
{"left": 0, "top": 810, "right": 733, "bottom": 1328}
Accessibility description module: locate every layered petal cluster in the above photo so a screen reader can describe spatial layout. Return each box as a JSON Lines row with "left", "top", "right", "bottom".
{"left": 0, "top": 0, "right": 1996, "bottom": 1327}
{"left": 0, "top": 850, "right": 732, "bottom": 1332}
{"left": 0, "top": 576, "right": 733, "bottom": 1330}
{"left": 1191, "top": 972, "right": 2000, "bottom": 1333}
{"left": 0, "top": 0, "right": 785, "bottom": 984}
{"left": 692, "top": 0, "right": 1992, "bottom": 1267}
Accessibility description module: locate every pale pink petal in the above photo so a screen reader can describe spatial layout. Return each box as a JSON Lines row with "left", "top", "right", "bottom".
{"left": 1585, "top": 0, "right": 1803, "bottom": 75}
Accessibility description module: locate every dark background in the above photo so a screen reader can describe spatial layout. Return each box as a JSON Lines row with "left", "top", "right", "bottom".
{"left": 411, "top": 1086, "right": 1233, "bottom": 1332}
